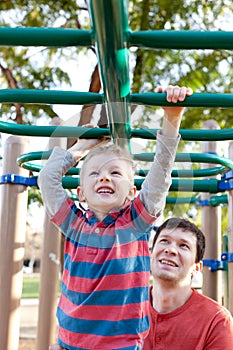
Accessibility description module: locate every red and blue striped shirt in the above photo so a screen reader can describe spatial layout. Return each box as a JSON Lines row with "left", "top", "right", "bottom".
{"left": 38, "top": 132, "right": 180, "bottom": 349}
{"left": 52, "top": 195, "right": 156, "bottom": 349}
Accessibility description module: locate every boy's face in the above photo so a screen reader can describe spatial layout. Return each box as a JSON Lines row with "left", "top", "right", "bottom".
{"left": 77, "top": 152, "right": 136, "bottom": 220}
{"left": 150, "top": 228, "right": 201, "bottom": 285}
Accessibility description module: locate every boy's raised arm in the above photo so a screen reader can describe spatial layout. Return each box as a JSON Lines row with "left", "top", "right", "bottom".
{"left": 38, "top": 125, "right": 108, "bottom": 218}
{"left": 140, "top": 85, "right": 193, "bottom": 217}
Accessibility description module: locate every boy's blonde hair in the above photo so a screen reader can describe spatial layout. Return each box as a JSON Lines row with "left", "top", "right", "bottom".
{"left": 80, "top": 144, "right": 136, "bottom": 184}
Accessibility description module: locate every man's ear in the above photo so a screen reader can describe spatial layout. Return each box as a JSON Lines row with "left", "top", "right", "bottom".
{"left": 191, "top": 261, "right": 203, "bottom": 278}
{"left": 77, "top": 186, "right": 85, "bottom": 202}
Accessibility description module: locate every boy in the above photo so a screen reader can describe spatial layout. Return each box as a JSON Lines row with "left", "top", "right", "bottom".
{"left": 38, "top": 85, "right": 192, "bottom": 350}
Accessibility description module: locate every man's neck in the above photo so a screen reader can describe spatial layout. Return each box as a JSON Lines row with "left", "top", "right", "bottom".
{"left": 151, "top": 280, "right": 193, "bottom": 314}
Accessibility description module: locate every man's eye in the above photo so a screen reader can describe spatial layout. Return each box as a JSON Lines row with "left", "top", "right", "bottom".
{"left": 160, "top": 239, "right": 168, "bottom": 243}
{"left": 180, "top": 243, "right": 189, "bottom": 249}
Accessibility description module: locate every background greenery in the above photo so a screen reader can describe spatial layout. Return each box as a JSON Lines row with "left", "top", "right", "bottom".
{"left": 22, "top": 275, "right": 61, "bottom": 298}
{"left": 0, "top": 0, "right": 231, "bottom": 229}
{"left": 22, "top": 275, "right": 41, "bottom": 299}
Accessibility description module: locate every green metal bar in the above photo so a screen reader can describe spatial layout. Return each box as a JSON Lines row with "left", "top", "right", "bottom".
{"left": 130, "top": 92, "right": 233, "bottom": 108}
{"left": 129, "top": 30, "right": 233, "bottom": 50}
{"left": 0, "top": 89, "right": 233, "bottom": 108}
{"left": 11, "top": 170, "right": 222, "bottom": 193}
{"left": 1, "top": 28, "right": 233, "bottom": 50}
{"left": 134, "top": 152, "right": 233, "bottom": 170}
{"left": 0, "top": 27, "right": 92, "bottom": 47}
{"left": 209, "top": 194, "right": 228, "bottom": 206}
{"left": 53, "top": 191, "right": 228, "bottom": 206}
{"left": 7, "top": 124, "right": 109, "bottom": 138}
{"left": 171, "top": 167, "right": 226, "bottom": 178}
{"left": 1, "top": 122, "right": 233, "bottom": 141}
{"left": 17, "top": 150, "right": 233, "bottom": 180}
{"left": 170, "top": 178, "right": 220, "bottom": 193}
{"left": 166, "top": 194, "right": 201, "bottom": 204}
{"left": 18, "top": 161, "right": 228, "bottom": 179}
{"left": 131, "top": 128, "right": 233, "bottom": 141}
{"left": 135, "top": 167, "right": 227, "bottom": 178}
{"left": 61, "top": 193, "right": 202, "bottom": 205}
{"left": 0, "top": 89, "right": 103, "bottom": 104}
{"left": 60, "top": 177, "right": 221, "bottom": 193}
{"left": 88, "top": 0, "right": 131, "bottom": 148}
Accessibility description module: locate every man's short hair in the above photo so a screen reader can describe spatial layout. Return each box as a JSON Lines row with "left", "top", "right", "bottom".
{"left": 152, "top": 217, "right": 205, "bottom": 262}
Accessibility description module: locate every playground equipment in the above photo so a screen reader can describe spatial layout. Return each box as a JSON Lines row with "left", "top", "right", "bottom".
{"left": 0, "top": 1, "right": 233, "bottom": 349}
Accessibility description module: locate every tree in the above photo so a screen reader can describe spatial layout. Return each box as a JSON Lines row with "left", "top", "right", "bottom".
{"left": 0, "top": 0, "right": 232, "bottom": 218}
{"left": 0, "top": 0, "right": 232, "bottom": 127}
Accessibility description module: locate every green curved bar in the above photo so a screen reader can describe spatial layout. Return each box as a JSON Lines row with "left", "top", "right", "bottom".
{"left": 0, "top": 89, "right": 103, "bottom": 104}
{"left": 171, "top": 167, "right": 226, "bottom": 178}
{"left": 134, "top": 152, "right": 233, "bottom": 170}
{"left": 17, "top": 151, "right": 233, "bottom": 180}
{"left": 129, "top": 31, "right": 233, "bottom": 50}
{"left": 0, "top": 27, "right": 92, "bottom": 47}
{"left": 136, "top": 167, "right": 227, "bottom": 178}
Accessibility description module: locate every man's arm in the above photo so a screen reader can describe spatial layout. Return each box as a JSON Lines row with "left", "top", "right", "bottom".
{"left": 140, "top": 85, "right": 193, "bottom": 216}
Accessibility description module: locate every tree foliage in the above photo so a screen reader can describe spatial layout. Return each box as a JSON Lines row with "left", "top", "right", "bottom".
{"left": 0, "top": 0, "right": 232, "bottom": 217}
{"left": 0, "top": 0, "right": 232, "bottom": 127}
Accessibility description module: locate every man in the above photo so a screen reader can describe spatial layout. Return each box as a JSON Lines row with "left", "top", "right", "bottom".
{"left": 143, "top": 217, "right": 233, "bottom": 350}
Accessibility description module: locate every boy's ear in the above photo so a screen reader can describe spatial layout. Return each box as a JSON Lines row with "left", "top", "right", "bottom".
{"left": 127, "top": 185, "right": 137, "bottom": 201}
{"left": 77, "top": 186, "right": 85, "bottom": 202}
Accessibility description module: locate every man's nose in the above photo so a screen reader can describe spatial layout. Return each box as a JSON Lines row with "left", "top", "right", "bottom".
{"left": 165, "top": 244, "right": 177, "bottom": 255}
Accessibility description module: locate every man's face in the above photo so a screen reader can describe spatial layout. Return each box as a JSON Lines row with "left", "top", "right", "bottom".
{"left": 150, "top": 227, "right": 201, "bottom": 285}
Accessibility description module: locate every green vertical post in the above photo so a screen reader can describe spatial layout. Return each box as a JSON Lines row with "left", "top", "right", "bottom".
{"left": 88, "top": 0, "right": 131, "bottom": 149}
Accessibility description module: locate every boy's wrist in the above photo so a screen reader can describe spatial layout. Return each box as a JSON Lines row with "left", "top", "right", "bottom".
{"left": 162, "top": 114, "right": 182, "bottom": 137}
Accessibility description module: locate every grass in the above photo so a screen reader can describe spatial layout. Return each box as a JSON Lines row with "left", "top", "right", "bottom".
{"left": 22, "top": 274, "right": 41, "bottom": 298}
{"left": 22, "top": 274, "right": 61, "bottom": 298}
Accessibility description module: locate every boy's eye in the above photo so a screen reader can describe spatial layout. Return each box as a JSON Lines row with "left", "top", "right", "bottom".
{"left": 111, "top": 170, "right": 121, "bottom": 175}
{"left": 90, "top": 171, "right": 98, "bottom": 176}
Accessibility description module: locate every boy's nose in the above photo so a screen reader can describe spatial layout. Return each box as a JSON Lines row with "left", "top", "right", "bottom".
{"left": 99, "top": 174, "right": 110, "bottom": 182}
